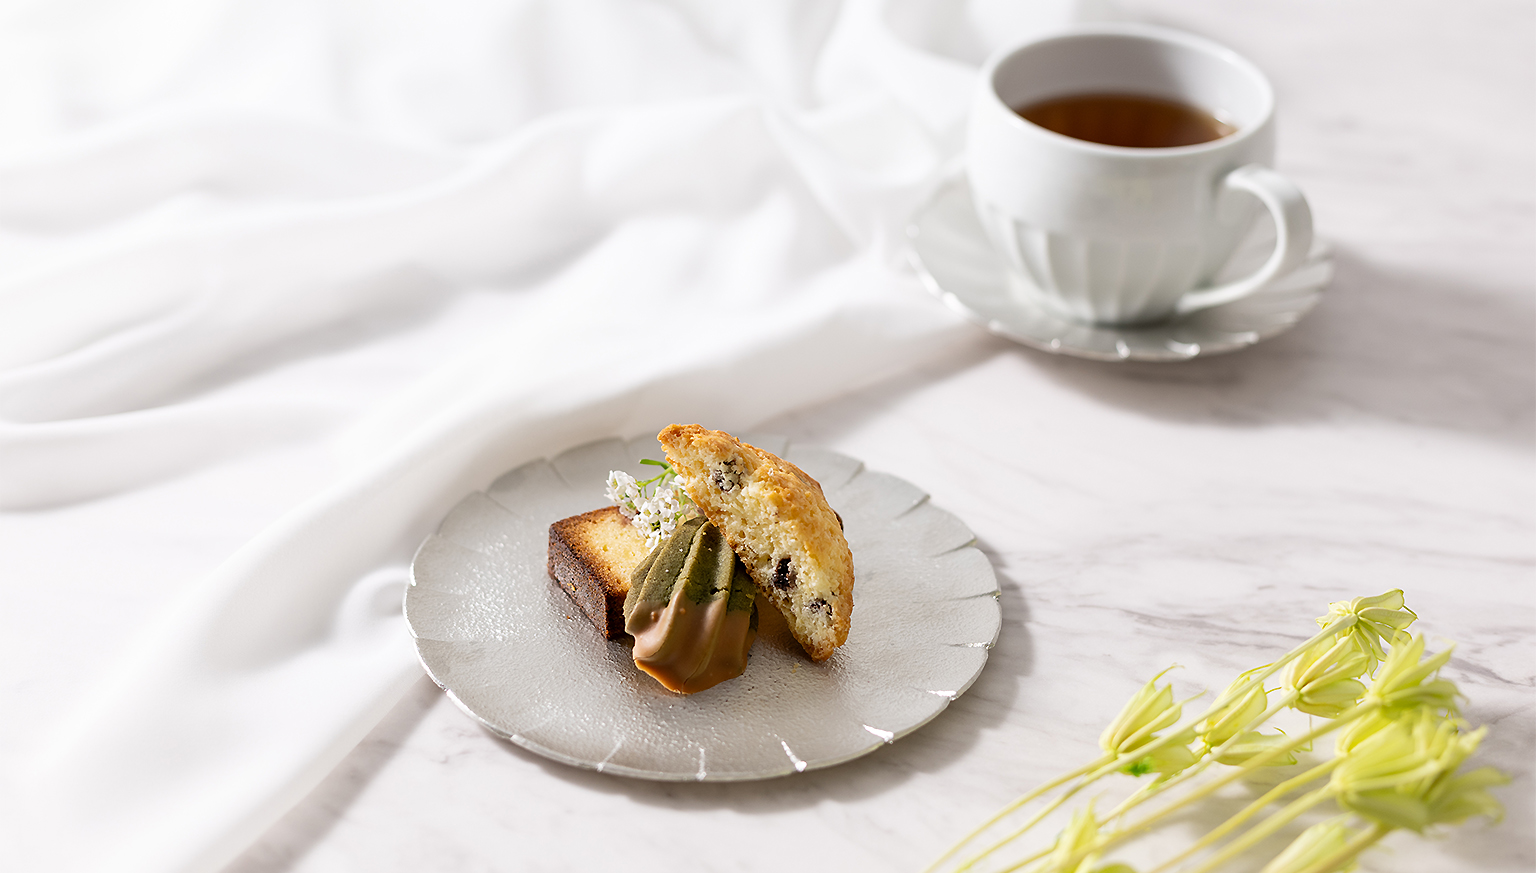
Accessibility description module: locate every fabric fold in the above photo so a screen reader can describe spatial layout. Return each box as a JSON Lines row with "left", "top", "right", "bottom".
{"left": 0, "top": 2, "right": 1090, "bottom": 871}
{"left": 22, "top": 257, "right": 972, "bottom": 873}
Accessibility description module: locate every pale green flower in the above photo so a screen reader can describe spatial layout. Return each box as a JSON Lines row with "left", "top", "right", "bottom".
{"left": 1201, "top": 667, "right": 1297, "bottom": 766}
{"left": 1424, "top": 766, "right": 1508, "bottom": 827}
{"left": 1041, "top": 805, "right": 1105, "bottom": 873}
{"left": 1203, "top": 666, "right": 1271, "bottom": 746}
{"left": 1212, "top": 730, "right": 1298, "bottom": 767}
{"left": 1338, "top": 637, "right": 1458, "bottom": 754}
{"left": 1286, "top": 635, "right": 1371, "bottom": 718}
{"left": 1335, "top": 706, "right": 1401, "bottom": 756}
{"left": 1131, "top": 728, "right": 1200, "bottom": 776}
{"left": 1333, "top": 708, "right": 1490, "bottom": 832}
{"left": 1259, "top": 817, "right": 1359, "bottom": 873}
{"left": 1362, "top": 634, "right": 1458, "bottom": 713}
{"left": 926, "top": 597, "right": 1501, "bottom": 873}
{"left": 1315, "top": 590, "right": 1417, "bottom": 666}
{"left": 1101, "top": 670, "right": 1182, "bottom": 758}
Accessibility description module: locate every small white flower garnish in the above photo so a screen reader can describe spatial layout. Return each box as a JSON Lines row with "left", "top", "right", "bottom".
{"left": 607, "top": 460, "right": 698, "bottom": 548}
{"left": 605, "top": 470, "right": 642, "bottom": 516}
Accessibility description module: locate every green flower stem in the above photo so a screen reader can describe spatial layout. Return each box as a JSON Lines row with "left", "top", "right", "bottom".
{"left": 930, "top": 618, "right": 1359, "bottom": 873}
{"left": 954, "top": 780, "right": 1089, "bottom": 873}
{"left": 1122, "top": 620, "right": 1353, "bottom": 793}
{"left": 979, "top": 689, "right": 1304, "bottom": 873}
{"left": 636, "top": 459, "right": 680, "bottom": 488}
{"left": 1195, "top": 619, "right": 1353, "bottom": 727}
{"left": 1179, "top": 787, "right": 1333, "bottom": 873}
{"left": 1126, "top": 710, "right": 1353, "bottom": 831}
{"left": 1103, "top": 777, "right": 1173, "bottom": 823}
{"left": 970, "top": 732, "right": 1228, "bottom": 873}
{"left": 1156, "top": 688, "right": 1299, "bottom": 790}
{"left": 1064, "top": 706, "right": 1371, "bottom": 873}
{"left": 990, "top": 782, "right": 1165, "bottom": 873}
{"left": 1290, "top": 823, "right": 1391, "bottom": 873}
{"left": 1083, "top": 688, "right": 1304, "bottom": 850}
{"left": 925, "top": 756, "right": 1113, "bottom": 873}
{"left": 992, "top": 843, "right": 1055, "bottom": 873}
{"left": 1145, "top": 758, "right": 1342, "bottom": 873}
{"left": 1083, "top": 630, "right": 1335, "bottom": 826}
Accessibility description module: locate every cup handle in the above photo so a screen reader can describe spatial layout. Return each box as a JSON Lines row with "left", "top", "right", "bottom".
{"left": 1174, "top": 163, "right": 1314, "bottom": 315}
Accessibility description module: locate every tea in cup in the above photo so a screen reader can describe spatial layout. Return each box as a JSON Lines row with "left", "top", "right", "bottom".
{"left": 967, "top": 24, "right": 1313, "bottom": 326}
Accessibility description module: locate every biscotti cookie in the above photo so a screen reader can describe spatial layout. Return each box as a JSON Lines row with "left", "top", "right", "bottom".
{"left": 657, "top": 424, "right": 853, "bottom": 661}
{"left": 547, "top": 505, "right": 651, "bottom": 639}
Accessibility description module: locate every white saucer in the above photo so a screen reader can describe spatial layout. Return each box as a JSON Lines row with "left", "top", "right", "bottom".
{"left": 906, "top": 175, "right": 1333, "bottom": 362}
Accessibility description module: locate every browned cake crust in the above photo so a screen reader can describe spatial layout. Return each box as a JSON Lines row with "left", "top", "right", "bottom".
{"left": 547, "top": 505, "right": 651, "bottom": 639}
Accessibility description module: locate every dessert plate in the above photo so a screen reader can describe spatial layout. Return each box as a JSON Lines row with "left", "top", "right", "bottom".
{"left": 906, "top": 174, "right": 1334, "bottom": 362}
{"left": 405, "top": 434, "right": 1000, "bottom": 782}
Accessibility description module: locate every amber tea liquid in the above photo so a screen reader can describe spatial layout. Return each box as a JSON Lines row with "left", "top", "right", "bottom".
{"left": 1016, "top": 92, "right": 1236, "bottom": 148}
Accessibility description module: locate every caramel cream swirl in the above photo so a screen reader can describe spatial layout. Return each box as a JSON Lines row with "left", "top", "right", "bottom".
{"left": 622, "top": 516, "right": 757, "bottom": 693}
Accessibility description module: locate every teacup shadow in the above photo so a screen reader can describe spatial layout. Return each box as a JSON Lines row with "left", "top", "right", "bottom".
{"left": 1019, "top": 246, "right": 1534, "bottom": 448}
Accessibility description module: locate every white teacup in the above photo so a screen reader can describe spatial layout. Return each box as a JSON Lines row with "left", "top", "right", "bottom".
{"left": 967, "top": 24, "right": 1313, "bottom": 326}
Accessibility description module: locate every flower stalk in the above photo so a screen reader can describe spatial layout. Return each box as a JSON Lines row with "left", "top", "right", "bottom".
{"left": 927, "top": 591, "right": 1504, "bottom": 873}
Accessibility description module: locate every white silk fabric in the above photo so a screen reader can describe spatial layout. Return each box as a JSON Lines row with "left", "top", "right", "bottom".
{"left": 0, "top": 2, "right": 1093, "bottom": 871}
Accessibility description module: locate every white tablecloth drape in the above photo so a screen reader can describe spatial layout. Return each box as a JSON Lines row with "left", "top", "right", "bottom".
{"left": 0, "top": 2, "right": 1096, "bottom": 871}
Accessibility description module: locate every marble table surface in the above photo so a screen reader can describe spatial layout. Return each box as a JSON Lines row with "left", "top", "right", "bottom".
{"left": 215, "top": 2, "right": 1532, "bottom": 870}
{"left": 3, "top": 0, "right": 1525, "bottom": 871}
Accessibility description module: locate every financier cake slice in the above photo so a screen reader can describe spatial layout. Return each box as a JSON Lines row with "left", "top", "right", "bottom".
{"left": 658, "top": 424, "right": 854, "bottom": 661}
{"left": 547, "top": 505, "right": 651, "bottom": 639}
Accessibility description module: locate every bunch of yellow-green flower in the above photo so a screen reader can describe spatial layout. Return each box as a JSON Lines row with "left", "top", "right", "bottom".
{"left": 926, "top": 591, "right": 1507, "bottom": 873}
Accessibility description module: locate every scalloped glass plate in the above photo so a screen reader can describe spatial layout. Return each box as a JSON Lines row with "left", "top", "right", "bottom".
{"left": 404, "top": 434, "right": 1000, "bottom": 782}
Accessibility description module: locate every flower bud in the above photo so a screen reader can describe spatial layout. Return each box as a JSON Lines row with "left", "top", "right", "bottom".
{"left": 1042, "top": 805, "right": 1104, "bottom": 873}
{"left": 1425, "top": 766, "right": 1508, "bottom": 827}
{"left": 1213, "top": 730, "right": 1298, "bottom": 767}
{"left": 1131, "top": 729, "right": 1200, "bottom": 776}
{"left": 1259, "top": 818, "right": 1359, "bottom": 873}
{"left": 1335, "top": 707, "right": 1400, "bottom": 756}
{"left": 1315, "top": 590, "right": 1417, "bottom": 667}
{"left": 1333, "top": 708, "right": 1490, "bottom": 832}
{"left": 1363, "top": 634, "right": 1458, "bottom": 713}
{"left": 1100, "top": 671, "right": 1181, "bottom": 757}
{"left": 1203, "top": 666, "right": 1270, "bottom": 746}
{"left": 1287, "top": 636, "right": 1370, "bottom": 718}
